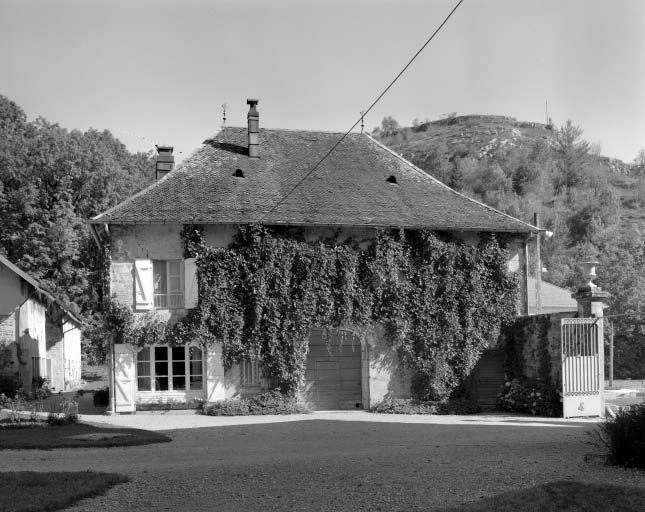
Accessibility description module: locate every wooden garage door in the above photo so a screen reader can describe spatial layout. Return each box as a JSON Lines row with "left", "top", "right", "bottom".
{"left": 299, "top": 329, "right": 362, "bottom": 410}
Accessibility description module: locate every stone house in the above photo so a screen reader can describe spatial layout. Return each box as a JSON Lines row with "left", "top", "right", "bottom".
{"left": 90, "top": 99, "right": 539, "bottom": 412}
{"left": 0, "top": 254, "right": 83, "bottom": 393}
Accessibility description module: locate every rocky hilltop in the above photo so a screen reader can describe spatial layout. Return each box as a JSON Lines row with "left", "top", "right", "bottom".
{"left": 375, "top": 114, "right": 632, "bottom": 175}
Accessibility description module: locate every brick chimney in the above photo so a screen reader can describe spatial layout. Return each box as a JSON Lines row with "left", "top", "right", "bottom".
{"left": 247, "top": 99, "right": 259, "bottom": 158}
{"left": 155, "top": 146, "right": 174, "bottom": 180}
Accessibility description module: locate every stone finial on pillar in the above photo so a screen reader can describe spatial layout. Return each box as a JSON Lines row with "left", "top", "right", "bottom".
{"left": 573, "top": 260, "right": 610, "bottom": 318}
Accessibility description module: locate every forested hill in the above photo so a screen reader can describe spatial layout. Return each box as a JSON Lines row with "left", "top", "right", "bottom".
{"left": 0, "top": 94, "right": 155, "bottom": 322}
{"left": 375, "top": 114, "right": 645, "bottom": 377}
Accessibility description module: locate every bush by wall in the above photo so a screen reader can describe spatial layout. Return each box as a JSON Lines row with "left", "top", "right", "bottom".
{"left": 203, "top": 391, "right": 309, "bottom": 416}
{"left": 497, "top": 378, "right": 562, "bottom": 417}
{"left": 93, "top": 387, "right": 109, "bottom": 407}
{"left": 598, "top": 404, "right": 645, "bottom": 469}
{"left": 371, "top": 397, "right": 480, "bottom": 415}
{"left": 0, "top": 374, "right": 21, "bottom": 399}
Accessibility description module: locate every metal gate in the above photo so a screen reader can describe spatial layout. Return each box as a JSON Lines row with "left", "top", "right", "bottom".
{"left": 561, "top": 318, "right": 603, "bottom": 417}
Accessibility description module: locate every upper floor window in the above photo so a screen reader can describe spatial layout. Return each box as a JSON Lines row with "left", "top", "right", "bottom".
{"left": 134, "top": 258, "right": 198, "bottom": 311}
{"left": 153, "top": 260, "right": 183, "bottom": 308}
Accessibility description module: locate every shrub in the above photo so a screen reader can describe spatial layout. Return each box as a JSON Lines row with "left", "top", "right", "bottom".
{"left": 136, "top": 400, "right": 198, "bottom": 411}
{"left": 497, "top": 378, "right": 562, "bottom": 417}
{"left": 204, "top": 390, "right": 309, "bottom": 416}
{"left": 47, "top": 399, "right": 78, "bottom": 426}
{"left": 598, "top": 404, "right": 645, "bottom": 469}
{"left": 0, "top": 374, "right": 21, "bottom": 399}
{"left": 370, "top": 398, "right": 480, "bottom": 415}
{"left": 93, "top": 387, "right": 109, "bottom": 407}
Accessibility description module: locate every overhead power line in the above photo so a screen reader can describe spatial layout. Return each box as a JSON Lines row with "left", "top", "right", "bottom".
{"left": 259, "top": 0, "right": 465, "bottom": 222}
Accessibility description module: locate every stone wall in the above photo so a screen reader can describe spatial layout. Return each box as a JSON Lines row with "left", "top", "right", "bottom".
{"left": 499, "top": 312, "right": 573, "bottom": 387}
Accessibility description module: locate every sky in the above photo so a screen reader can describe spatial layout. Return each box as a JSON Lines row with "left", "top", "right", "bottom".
{"left": 1, "top": 0, "right": 643, "bottom": 163}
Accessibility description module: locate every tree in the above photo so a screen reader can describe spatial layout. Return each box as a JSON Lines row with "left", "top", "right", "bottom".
{"left": 380, "top": 116, "right": 400, "bottom": 136}
{"left": 633, "top": 148, "right": 645, "bottom": 175}
{"left": 0, "top": 93, "right": 154, "bottom": 324}
{"left": 553, "top": 120, "right": 590, "bottom": 192}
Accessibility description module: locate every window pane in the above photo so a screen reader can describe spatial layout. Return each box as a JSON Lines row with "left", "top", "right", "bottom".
{"left": 172, "top": 346, "right": 185, "bottom": 361}
{"left": 189, "top": 347, "right": 202, "bottom": 361}
{"left": 153, "top": 261, "right": 167, "bottom": 294}
{"left": 155, "top": 346, "right": 168, "bottom": 361}
{"left": 190, "top": 375, "right": 203, "bottom": 390}
{"left": 172, "top": 376, "right": 186, "bottom": 390}
{"left": 168, "top": 261, "right": 181, "bottom": 276}
{"left": 156, "top": 377, "right": 168, "bottom": 391}
{"left": 190, "top": 358, "right": 203, "bottom": 377}
{"left": 155, "top": 361, "right": 168, "bottom": 376}
{"left": 172, "top": 361, "right": 185, "bottom": 376}
{"left": 137, "top": 360, "right": 150, "bottom": 377}
{"left": 138, "top": 347, "right": 150, "bottom": 361}
{"left": 169, "top": 276, "right": 181, "bottom": 293}
{"left": 138, "top": 377, "right": 151, "bottom": 391}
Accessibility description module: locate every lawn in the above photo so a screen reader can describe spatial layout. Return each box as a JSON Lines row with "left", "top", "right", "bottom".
{"left": 0, "top": 422, "right": 171, "bottom": 450}
{"left": 0, "top": 471, "right": 129, "bottom": 512}
{"left": 440, "top": 481, "right": 645, "bottom": 512}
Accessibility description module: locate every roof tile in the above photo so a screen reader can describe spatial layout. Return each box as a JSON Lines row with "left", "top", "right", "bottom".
{"left": 92, "top": 127, "right": 537, "bottom": 233}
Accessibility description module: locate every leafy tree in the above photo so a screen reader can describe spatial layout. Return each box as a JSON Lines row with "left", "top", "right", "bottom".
{"left": 380, "top": 116, "right": 400, "bottom": 136}
{"left": 633, "top": 148, "right": 645, "bottom": 175}
{"left": 0, "top": 94, "right": 154, "bottom": 335}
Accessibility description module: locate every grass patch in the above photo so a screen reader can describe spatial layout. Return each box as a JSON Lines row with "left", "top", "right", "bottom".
{"left": 439, "top": 481, "right": 645, "bottom": 511}
{"left": 370, "top": 398, "right": 480, "bottom": 415}
{"left": 0, "top": 471, "right": 128, "bottom": 512}
{"left": 0, "top": 422, "right": 171, "bottom": 450}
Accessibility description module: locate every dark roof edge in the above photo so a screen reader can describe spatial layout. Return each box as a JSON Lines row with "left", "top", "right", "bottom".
{"left": 91, "top": 172, "right": 171, "bottom": 222}
{"left": 86, "top": 219, "right": 534, "bottom": 233}
{"left": 0, "top": 254, "right": 84, "bottom": 326}
{"left": 91, "top": 141, "right": 205, "bottom": 223}
{"left": 365, "top": 134, "right": 541, "bottom": 234}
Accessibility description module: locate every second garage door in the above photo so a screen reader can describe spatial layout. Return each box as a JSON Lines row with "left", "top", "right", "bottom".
{"left": 299, "top": 328, "right": 362, "bottom": 410}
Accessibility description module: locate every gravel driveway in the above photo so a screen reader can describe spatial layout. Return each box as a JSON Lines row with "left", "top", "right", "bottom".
{"left": 2, "top": 413, "right": 644, "bottom": 511}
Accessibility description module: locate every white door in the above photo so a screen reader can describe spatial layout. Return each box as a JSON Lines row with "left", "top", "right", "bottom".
{"left": 561, "top": 318, "right": 603, "bottom": 418}
{"left": 113, "top": 343, "right": 136, "bottom": 413}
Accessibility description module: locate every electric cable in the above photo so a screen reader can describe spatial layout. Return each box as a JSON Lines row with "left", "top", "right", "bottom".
{"left": 259, "top": 0, "right": 464, "bottom": 222}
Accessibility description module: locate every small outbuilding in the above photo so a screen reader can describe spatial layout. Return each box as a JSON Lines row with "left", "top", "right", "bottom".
{"left": 0, "top": 255, "right": 83, "bottom": 393}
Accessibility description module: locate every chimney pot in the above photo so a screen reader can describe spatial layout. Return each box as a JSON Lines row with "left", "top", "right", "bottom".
{"left": 247, "top": 99, "right": 259, "bottom": 158}
{"left": 155, "top": 145, "right": 174, "bottom": 180}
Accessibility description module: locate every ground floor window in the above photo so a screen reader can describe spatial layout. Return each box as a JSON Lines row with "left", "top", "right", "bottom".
{"left": 136, "top": 345, "right": 203, "bottom": 392}
{"left": 241, "top": 359, "right": 260, "bottom": 387}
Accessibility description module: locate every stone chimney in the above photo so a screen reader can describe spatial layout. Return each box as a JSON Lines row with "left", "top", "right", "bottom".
{"left": 247, "top": 99, "right": 259, "bottom": 158}
{"left": 155, "top": 146, "right": 174, "bottom": 181}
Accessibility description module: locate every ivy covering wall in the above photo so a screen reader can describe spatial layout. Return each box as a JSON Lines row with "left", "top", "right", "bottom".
{"left": 109, "top": 225, "right": 520, "bottom": 401}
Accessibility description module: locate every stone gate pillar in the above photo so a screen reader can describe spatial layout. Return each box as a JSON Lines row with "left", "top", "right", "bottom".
{"left": 572, "top": 260, "right": 611, "bottom": 416}
{"left": 573, "top": 260, "right": 611, "bottom": 319}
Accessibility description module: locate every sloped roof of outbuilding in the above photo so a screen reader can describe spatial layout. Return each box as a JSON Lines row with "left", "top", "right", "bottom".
{"left": 0, "top": 254, "right": 84, "bottom": 326}
{"left": 91, "top": 127, "right": 538, "bottom": 233}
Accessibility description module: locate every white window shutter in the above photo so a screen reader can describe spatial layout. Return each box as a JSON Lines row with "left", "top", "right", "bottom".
{"left": 184, "top": 258, "right": 198, "bottom": 309}
{"left": 134, "top": 259, "right": 154, "bottom": 310}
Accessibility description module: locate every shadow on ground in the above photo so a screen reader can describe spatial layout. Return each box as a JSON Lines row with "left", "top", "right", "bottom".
{"left": 437, "top": 481, "right": 645, "bottom": 512}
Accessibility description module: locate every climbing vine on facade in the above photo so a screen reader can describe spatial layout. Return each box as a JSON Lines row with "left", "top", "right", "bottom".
{"left": 186, "top": 225, "right": 518, "bottom": 399}
{"left": 104, "top": 225, "right": 519, "bottom": 400}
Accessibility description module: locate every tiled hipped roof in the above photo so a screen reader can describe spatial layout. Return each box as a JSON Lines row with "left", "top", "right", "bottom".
{"left": 91, "top": 128, "right": 537, "bottom": 233}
